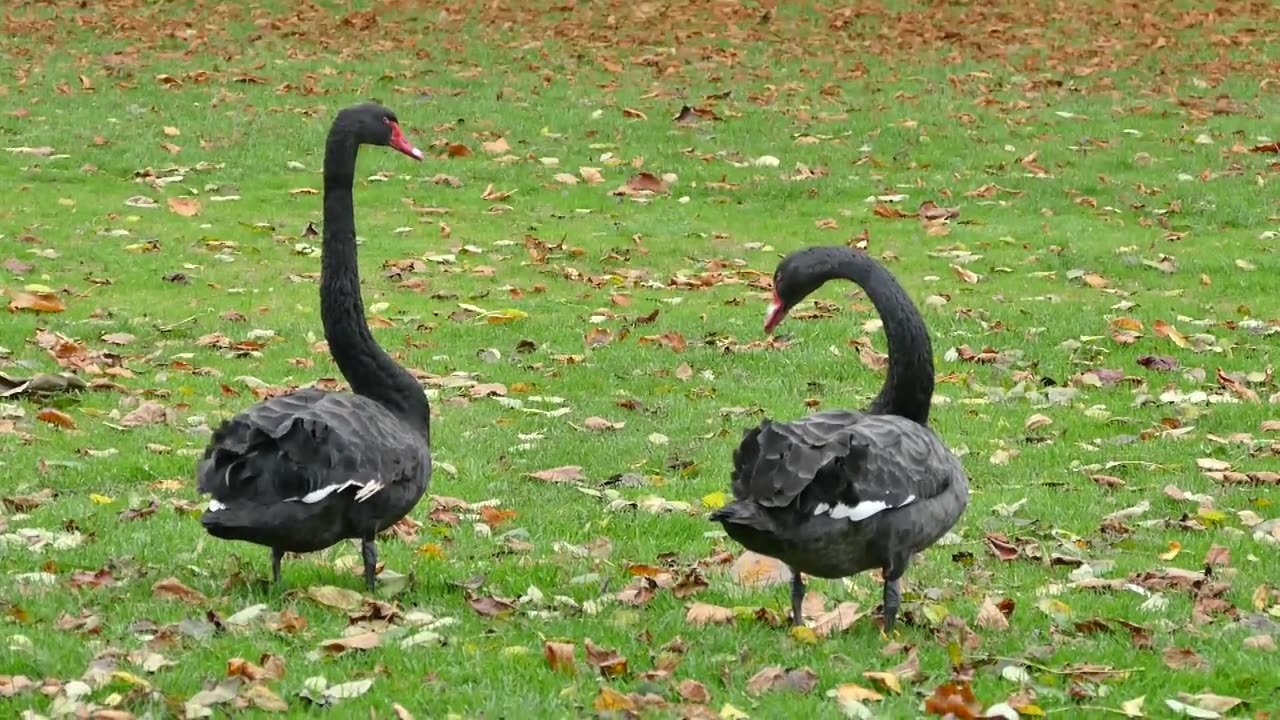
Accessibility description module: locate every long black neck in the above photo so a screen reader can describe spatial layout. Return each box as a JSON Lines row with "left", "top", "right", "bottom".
{"left": 801, "top": 248, "right": 935, "bottom": 426}
{"left": 320, "top": 130, "right": 429, "bottom": 436}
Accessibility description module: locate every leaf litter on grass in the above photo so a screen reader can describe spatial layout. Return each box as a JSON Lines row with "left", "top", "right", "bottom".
{"left": 3, "top": 0, "right": 1280, "bottom": 716}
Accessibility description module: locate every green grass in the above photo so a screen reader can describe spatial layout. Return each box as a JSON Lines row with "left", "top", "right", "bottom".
{"left": 2, "top": 0, "right": 1279, "bottom": 717}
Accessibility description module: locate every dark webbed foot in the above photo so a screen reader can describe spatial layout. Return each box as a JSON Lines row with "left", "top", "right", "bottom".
{"left": 789, "top": 569, "right": 806, "bottom": 627}
{"left": 271, "top": 547, "right": 285, "bottom": 585}
{"left": 360, "top": 538, "right": 378, "bottom": 592}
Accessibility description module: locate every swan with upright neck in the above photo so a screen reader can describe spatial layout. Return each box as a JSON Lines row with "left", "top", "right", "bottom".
{"left": 197, "top": 103, "right": 432, "bottom": 591}
{"left": 712, "top": 246, "right": 969, "bottom": 636}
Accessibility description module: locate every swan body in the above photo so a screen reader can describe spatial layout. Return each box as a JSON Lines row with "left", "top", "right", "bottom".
{"left": 198, "top": 103, "right": 431, "bottom": 591}
{"left": 711, "top": 246, "right": 968, "bottom": 635}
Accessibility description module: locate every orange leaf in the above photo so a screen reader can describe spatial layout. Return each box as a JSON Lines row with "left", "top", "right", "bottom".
{"left": 167, "top": 197, "right": 201, "bottom": 217}
{"left": 36, "top": 408, "right": 76, "bottom": 429}
{"left": 8, "top": 291, "right": 66, "bottom": 313}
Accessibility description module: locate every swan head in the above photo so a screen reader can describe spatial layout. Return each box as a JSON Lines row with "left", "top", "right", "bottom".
{"left": 336, "top": 102, "right": 424, "bottom": 161}
{"left": 765, "top": 247, "right": 839, "bottom": 334}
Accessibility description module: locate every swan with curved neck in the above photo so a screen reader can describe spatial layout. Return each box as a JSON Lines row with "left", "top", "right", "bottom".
{"left": 197, "top": 103, "right": 433, "bottom": 591}
{"left": 713, "top": 246, "right": 969, "bottom": 637}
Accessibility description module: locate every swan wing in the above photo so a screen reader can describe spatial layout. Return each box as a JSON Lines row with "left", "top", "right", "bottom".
{"left": 732, "top": 411, "right": 960, "bottom": 522}
{"left": 197, "top": 387, "right": 427, "bottom": 508}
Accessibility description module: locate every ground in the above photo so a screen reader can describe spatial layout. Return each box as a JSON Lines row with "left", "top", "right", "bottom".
{"left": 1, "top": 0, "right": 1279, "bottom": 717}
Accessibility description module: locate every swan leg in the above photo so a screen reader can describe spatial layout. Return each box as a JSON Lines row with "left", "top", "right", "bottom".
{"left": 360, "top": 537, "right": 378, "bottom": 592}
{"left": 881, "top": 552, "right": 911, "bottom": 638}
{"left": 880, "top": 576, "right": 902, "bottom": 639}
{"left": 270, "top": 547, "right": 284, "bottom": 585}
{"left": 788, "top": 569, "right": 806, "bottom": 627}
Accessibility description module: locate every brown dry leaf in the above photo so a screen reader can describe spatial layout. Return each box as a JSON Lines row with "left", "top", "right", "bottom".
{"left": 1152, "top": 320, "right": 1191, "bottom": 349}
{"left": 543, "top": 641, "right": 577, "bottom": 674}
{"left": 36, "top": 408, "right": 76, "bottom": 429}
{"left": 120, "top": 400, "right": 169, "bottom": 428}
{"left": 583, "top": 416, "right": 624, "bottom": 431}
{"left": 950, "top": 264, "right": 980, "bottom": 284}
{"left": 1177, "top": 693, "right": 1244, "bottom": 714}
{"left": 975, "top": 596, "right": 1010, "bottom": 631}
{"left": 583, "top": 638, "right": 628, "bottom": 678}
{"left": 677, "top": 679, "right": 710, "bottom": 703}
{"left": 1203, "top": 544, "right": 1230, "bottom": 567}
{"left": 391, "top": 703, "right": 415, "bottom": 720}
{"left": 151, "top": 577, "right": 207, "bottom": 604}
{"left": 685, "top": 602, "right": 736, "bottom": 627}
{"left": 729, "top": 550, "right": 791, "bottom": 588}
{"left": 924, "top": 681, "right": 982, "bottom": 718}
{"left": 1161, "top": 646, "right": 1208, "bottom": 671}
{"left": 481, "top": 137, "right": 511, "bottom": 154}
{"left": 465, "top": 592, "right": 516, "bottom": 618}
{"left": 1215, "top": 367, "right": 1259, "bottom": 403}
{"left": 100, "top": 332, "right": 135, "bottom": 346}
{"left": 526, "top": 465, "right": 585, "bottom": 483}
{"left": 8, "top": 291, "right": 66, "bottom": 313}
{"left": 306, "top": 585, "right": 364, "bottom": 611}
{"left": 872, "top": 203, "right": 914, "bottom": 219}
{"left": 1243, "top": 635, "right": 1276, "bottom": 652}
{"left": 585, "top": 327, "right": 613, "bottom": 348}
{"left": 319, "top": 631, "right": 381, "bottom": 655}
{"left": 579, "top": 167, "right": 604, "bottom": 184}
{"left": 612, "top": 171, "right": 669, "bottom": 196}
{"left": 167, "top": 197, "right": 201, "bottom": 216}
{"left": 811, "top": 602, "right": 865, "bottom": 638}
{"left": 746, "top": 666, "right": 819, "bottom": 696}
{"left": 918, "top": 201, "right": 960, "bottom": 221}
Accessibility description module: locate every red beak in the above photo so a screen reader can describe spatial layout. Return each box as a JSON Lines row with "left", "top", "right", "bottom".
{"left": 387, "top": 121, "right": 424, "bottom": 161}
{"left": 764, "top": 290, "right": 787, "bottom": 334}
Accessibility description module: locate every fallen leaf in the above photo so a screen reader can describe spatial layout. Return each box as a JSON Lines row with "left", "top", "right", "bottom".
{"left": 151, "top": 577, "right": 207, "bottom": 604}
{"left": 318, "top": 631, "right": 381, "bottom": 655}
{"left": 729, "top": 551, "right": 791, "bottom": 588}
{"left": 543, "top": 641, "right": 576, "bottom": 674}
{"left": 924, "top": 681, "right": 982, "bottom": 718}
{"left": 167, "top": 197, "right": 201, "bottom": 216}
{"left": 685, "top": 602, "right": 736, "bottom": 627}
{"left": 1162, "top": 646, "right": 1208, "bottom": 671}
{"left": 306, "top": 585, "right": 364, "bottom": 611}
{"left": 8, "top": 291, "right": 65, "bottom": 313}
{"left": 678, "top": 679, "right": 710, "bottom": 703}
{"left": 36, "top": 408, "right": 76, "bottom": 429}
{"left": 583, "top": 638, "right": 628, "bottom": 678}
{"left": 526, "top": 465, "right": 585, "bottom": 483}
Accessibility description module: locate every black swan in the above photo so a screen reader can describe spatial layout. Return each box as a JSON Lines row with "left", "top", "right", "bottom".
{"left": 197, "top": 102, "right": 432, "bottom": 591}
{"left": 710, "top": 246, "right": 968, "bottom": 636}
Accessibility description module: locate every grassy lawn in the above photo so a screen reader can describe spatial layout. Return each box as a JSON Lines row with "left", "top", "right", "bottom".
{"left": 2, "top": 0, "right": 1279, "bottom": 717}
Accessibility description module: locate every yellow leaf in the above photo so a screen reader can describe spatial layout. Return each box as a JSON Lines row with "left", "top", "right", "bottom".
{"left": 22, "top": 283, "right": 55, "bottom": 293}
{"left": 1015, "top": 704, "right": 1046, "bottom": 716}
{"left": 719, "top": 704, "right": 750, "bottom": 720}
{"left": 1119, "top": 695, "right": 1145, "bottom": 717}
{"left": 418, "top": 543, "right": 446, "bottom": 559}
{"left": 1159, "top": 541, "right": 1181, "bottom": 561}
{"left": 834, "top": 682, "right": 884, "bottom": 703}
{"left": 90, "top": 494, "right": 115, "bottom": 504}
{"left": 109, "top": 671, "right": 150, "bottom": 689}
{"left": 483, "top": 308, "right": 528, "bottom": 324}
{"left": 861, "top": 671, "right": 902, "bottom": 695}
{"left": 788, "top": 625, "right": 818, "bottom": 645}
{"left": 701, "top": 491, "right": 728, "bottom": 510}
